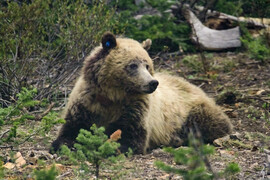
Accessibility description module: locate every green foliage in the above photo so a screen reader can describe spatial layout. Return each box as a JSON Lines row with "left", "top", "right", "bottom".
{"left": 155, "top": 133, "right": 240, "bottom": 180}
{"left": 182, "top": 55, "right": 203, "bottom": 73}
{"left": 60, "top": 124, "right": 121, "bottom": 178}
{"left": 0, "top": 0, "right": 119, "bottom": 100}
{"left": 221, "top": 162, "right": 241, "bottom": 178}
{"left": 111, "top": 0, "right": 139, "bottom": 11}
{"left": 215, "top": 0, "right": 270, "bottom": 18}
{"left": 0, "top": 161, "right": 4, "bottom": 179}
{"left": 239, "top": 23, "right": 270, "bottom": 63}
{"left": 34, "top": 165, "right": 58, "bottom": 180}
{"left": 241, "top": 0, "right": 270, "bottom": 18}
{"left": 41, "top": 112, "right": 65, "bottom": 134}
{"left": 215, "top": 0, "right": 243, "bottom": 16}
{"left": 0, "top": 87, "right": 64, "bottom": 146}
{"left": 155, "top": 145, "right": 214, "bottom": 179}
{"left": 262, "top": 102, "right": 270, "bottom": 123}
{"left": 147, "top": 0, "right": 174, "bottom": 12}
{"left": 0, "top": 0, "right": 117, "bottom": 59}
{"left": 116, "top": 0, "right": 193, "bottom": 52}
{"left": 241, "top": 36, "right": 270, "bottom": 63}
{"left": 221, "top": 59, "right": 237, "bottom": 73}
{"left": 0, "top": 88, "right": 38, "bottom": 139}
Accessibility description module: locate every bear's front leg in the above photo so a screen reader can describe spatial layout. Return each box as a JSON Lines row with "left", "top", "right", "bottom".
{"left": 50, "top": 120, "right": 82, "bottom": 153}
{"left": 50, "top": 103, "right": 99, "bottom": 153}
{"left": 106, "top": 100, "right": 148, "bottom": 154}
{"left": 107, "top": 120, "right": 147, "bottom": 154}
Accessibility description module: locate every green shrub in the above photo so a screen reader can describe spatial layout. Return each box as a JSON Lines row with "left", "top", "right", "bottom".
{"left": 155, "top": 133, "right": 240, "bottom": 180}
{"left": 34, "top": 165, "right": 58, "bottom": 180}
{"left": 0, "top": 0, "right": 119, "bottom": 102}
{"left": 0, "top": 87, "right": 64, "bottom": 147}
{"left": 215, "top": 0, "right": 270, "bottom": 18}
{"left": 0, "top": 161, "right": 4, "bottom": 179}
{"left": 240, "top": 24, "right": 270, "bottom": 63}
{"left": 182, "top": 55, "right": 203, "bottom": 73}
{"left": 241, "top": 36, "right": 270, "bottom": 63}
{"left": 116, "top": 0, "right": 194, "bottom": 53}
{"left": 60, "top": 124, "right": 121, "bottom": 178}
{"left": 241, "top": 0, "right": 270, "bottom": 18}
{"left": 214, "top": 0, "right": 243, "bottom": 16}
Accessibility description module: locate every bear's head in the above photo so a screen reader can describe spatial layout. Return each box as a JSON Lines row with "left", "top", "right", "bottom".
{"left": 83, "top": 32, "right": 158, "bottom": 101}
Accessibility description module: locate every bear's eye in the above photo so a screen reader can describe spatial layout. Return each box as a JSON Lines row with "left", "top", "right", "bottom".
{"left": 130, "top": 64, "right": 138, "bottom": 70}
{"left": 146, "top": 65, "right": 149, "bottom": 70}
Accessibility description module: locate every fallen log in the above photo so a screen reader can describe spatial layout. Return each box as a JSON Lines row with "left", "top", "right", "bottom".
{"left": 195, "top": 6, "right": 269, "bottom": 29}
{"left": 184, "top": 8, "right": 241, "bottom": 51}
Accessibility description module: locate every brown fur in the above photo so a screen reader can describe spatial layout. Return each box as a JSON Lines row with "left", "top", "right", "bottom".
{"left": 50, "top": 32, "right": 233, "bottom": 154}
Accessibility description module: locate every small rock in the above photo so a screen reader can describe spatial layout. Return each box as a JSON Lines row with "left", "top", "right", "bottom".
{"left": 28, "top": 157, "right": 38, "bottom": 165}
{"left": 264, "top": 149, "right": 270, "bottom": 154}
{"left": 159, "top": 173, "right": 170, "bottom": 179}
{"left": 152, "top": 148, "right": 163, "bottom": 156}
{"left": 15, "top": 156, "right": 26, "bottom": 167}
{"left": 219, "top": 150, "right": 234, "bottom": 158}
{"left": 256, "top": 89, "right": 265, "bottom": 96}
{"left": 53, "top": 154, "right": 58, "bottom": 159}
{"left": 230, "top": 132, "right": 241, "bottom": 140}
{"left": 254, "top": 141, "right": 261, "bottom": 146}
{"left": 213, "top": 135, "right": 230, "bottom": 147}
{"left": 15, "top": 152, "right": 22, "bottom": 159}
{"left": 54, "top": 163, "right": 65, "bottom": 171}
{"left": 3, "top": 162, "right": 15, "bottom": 169}
{"left": 250, "top": 162, "right": 259, "bottom": 170}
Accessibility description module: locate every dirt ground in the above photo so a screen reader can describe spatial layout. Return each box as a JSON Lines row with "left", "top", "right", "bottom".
{"left": 2, "top": 52, "right": 270, "bottom": 179}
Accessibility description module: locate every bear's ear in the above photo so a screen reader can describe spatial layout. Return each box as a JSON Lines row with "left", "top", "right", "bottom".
{"left": 141, "top": 39, "right": 152, "bottom": 50}
{"left": 102, "top": 32, "right": 117, "bottom": 50}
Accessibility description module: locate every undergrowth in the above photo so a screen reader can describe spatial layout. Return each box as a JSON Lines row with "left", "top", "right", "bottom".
{"left": 0, "top": 87, "right": 64, "bottom": 148}
{"left": 0, "top": 0, "right": 120, "bottom": 103}
{"left": 115, "top": 0, "right": 193, "bottom": 53}
{"left": 155, "top": 133, "right": 240, "bottom": 180}
{"left": 60, "top": 124, "right": 125, "bottom": 179}
{"left": 240, "top": 23, "right": 270, "bottom": 63}
{"left": 34, "top": 164, "right": 58, "bottom": 180}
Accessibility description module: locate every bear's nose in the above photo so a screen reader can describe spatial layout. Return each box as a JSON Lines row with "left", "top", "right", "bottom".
{"left": 149, "top": 80, "right": 159, "bottom": 91}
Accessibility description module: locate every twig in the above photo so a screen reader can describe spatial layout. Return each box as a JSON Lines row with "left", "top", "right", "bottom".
{"left": 56, "top": 171, "right": 72, "bottom": 179}
{"left": 0, "top": 129, "right": 10, "bottom": 139}
{"left": 0, "top": 145, "right": 13, "bottom": 149}
{"left": 198, "top": 82, "right": 205, "bottom": 88}
{"left": 237, "top": 88, "right": 270, "bottom": 92}
{"left": 63, "top": 66, "right": 79, "bottom": 84}
{"left": 0, "top": 129, "right": 43, "bottom": 149}
{"left": 0, "top": 98, "right": 12, "bottom": 106}
{"left": 18, "top": 133, "right": 37, "bottom": 146}
{"left": 13, "top": 147, "right": 48, "bottom": 151}
{"left": 35, "top": 102, "right": 55, "bottom": 121}
{"left": 244, "top": 95, "right": 270, "bottom": 103}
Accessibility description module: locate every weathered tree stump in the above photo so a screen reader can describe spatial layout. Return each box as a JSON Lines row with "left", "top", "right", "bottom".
{"left": 184, "top": 9, "right": 241, "bottom": 50}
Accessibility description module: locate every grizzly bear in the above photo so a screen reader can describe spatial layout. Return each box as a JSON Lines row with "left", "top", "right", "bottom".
{"left": 50, "top": 32, "right": 233, "bottom": 154}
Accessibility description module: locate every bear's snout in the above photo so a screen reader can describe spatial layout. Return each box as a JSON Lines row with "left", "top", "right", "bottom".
{"left": 148, "top": 80, "right": 159, "bottom": 93}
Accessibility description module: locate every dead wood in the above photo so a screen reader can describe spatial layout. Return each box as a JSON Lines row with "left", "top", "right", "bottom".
{"left": 204, "top": 10, "right": 269, "bottom": 29}
{"left": 35, "top": 102, "right": 55, "bottom": 121}
{"left": 183, "top": 8, "right": 241, "bottom": 50}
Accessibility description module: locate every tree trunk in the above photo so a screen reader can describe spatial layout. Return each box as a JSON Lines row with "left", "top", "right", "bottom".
{"left": 95, "top": 162, "right": 99, "bottom": 179}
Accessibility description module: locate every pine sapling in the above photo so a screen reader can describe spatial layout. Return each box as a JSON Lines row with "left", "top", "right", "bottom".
{"left": 61, "top": 124, "right": 120, "bottom": 178}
